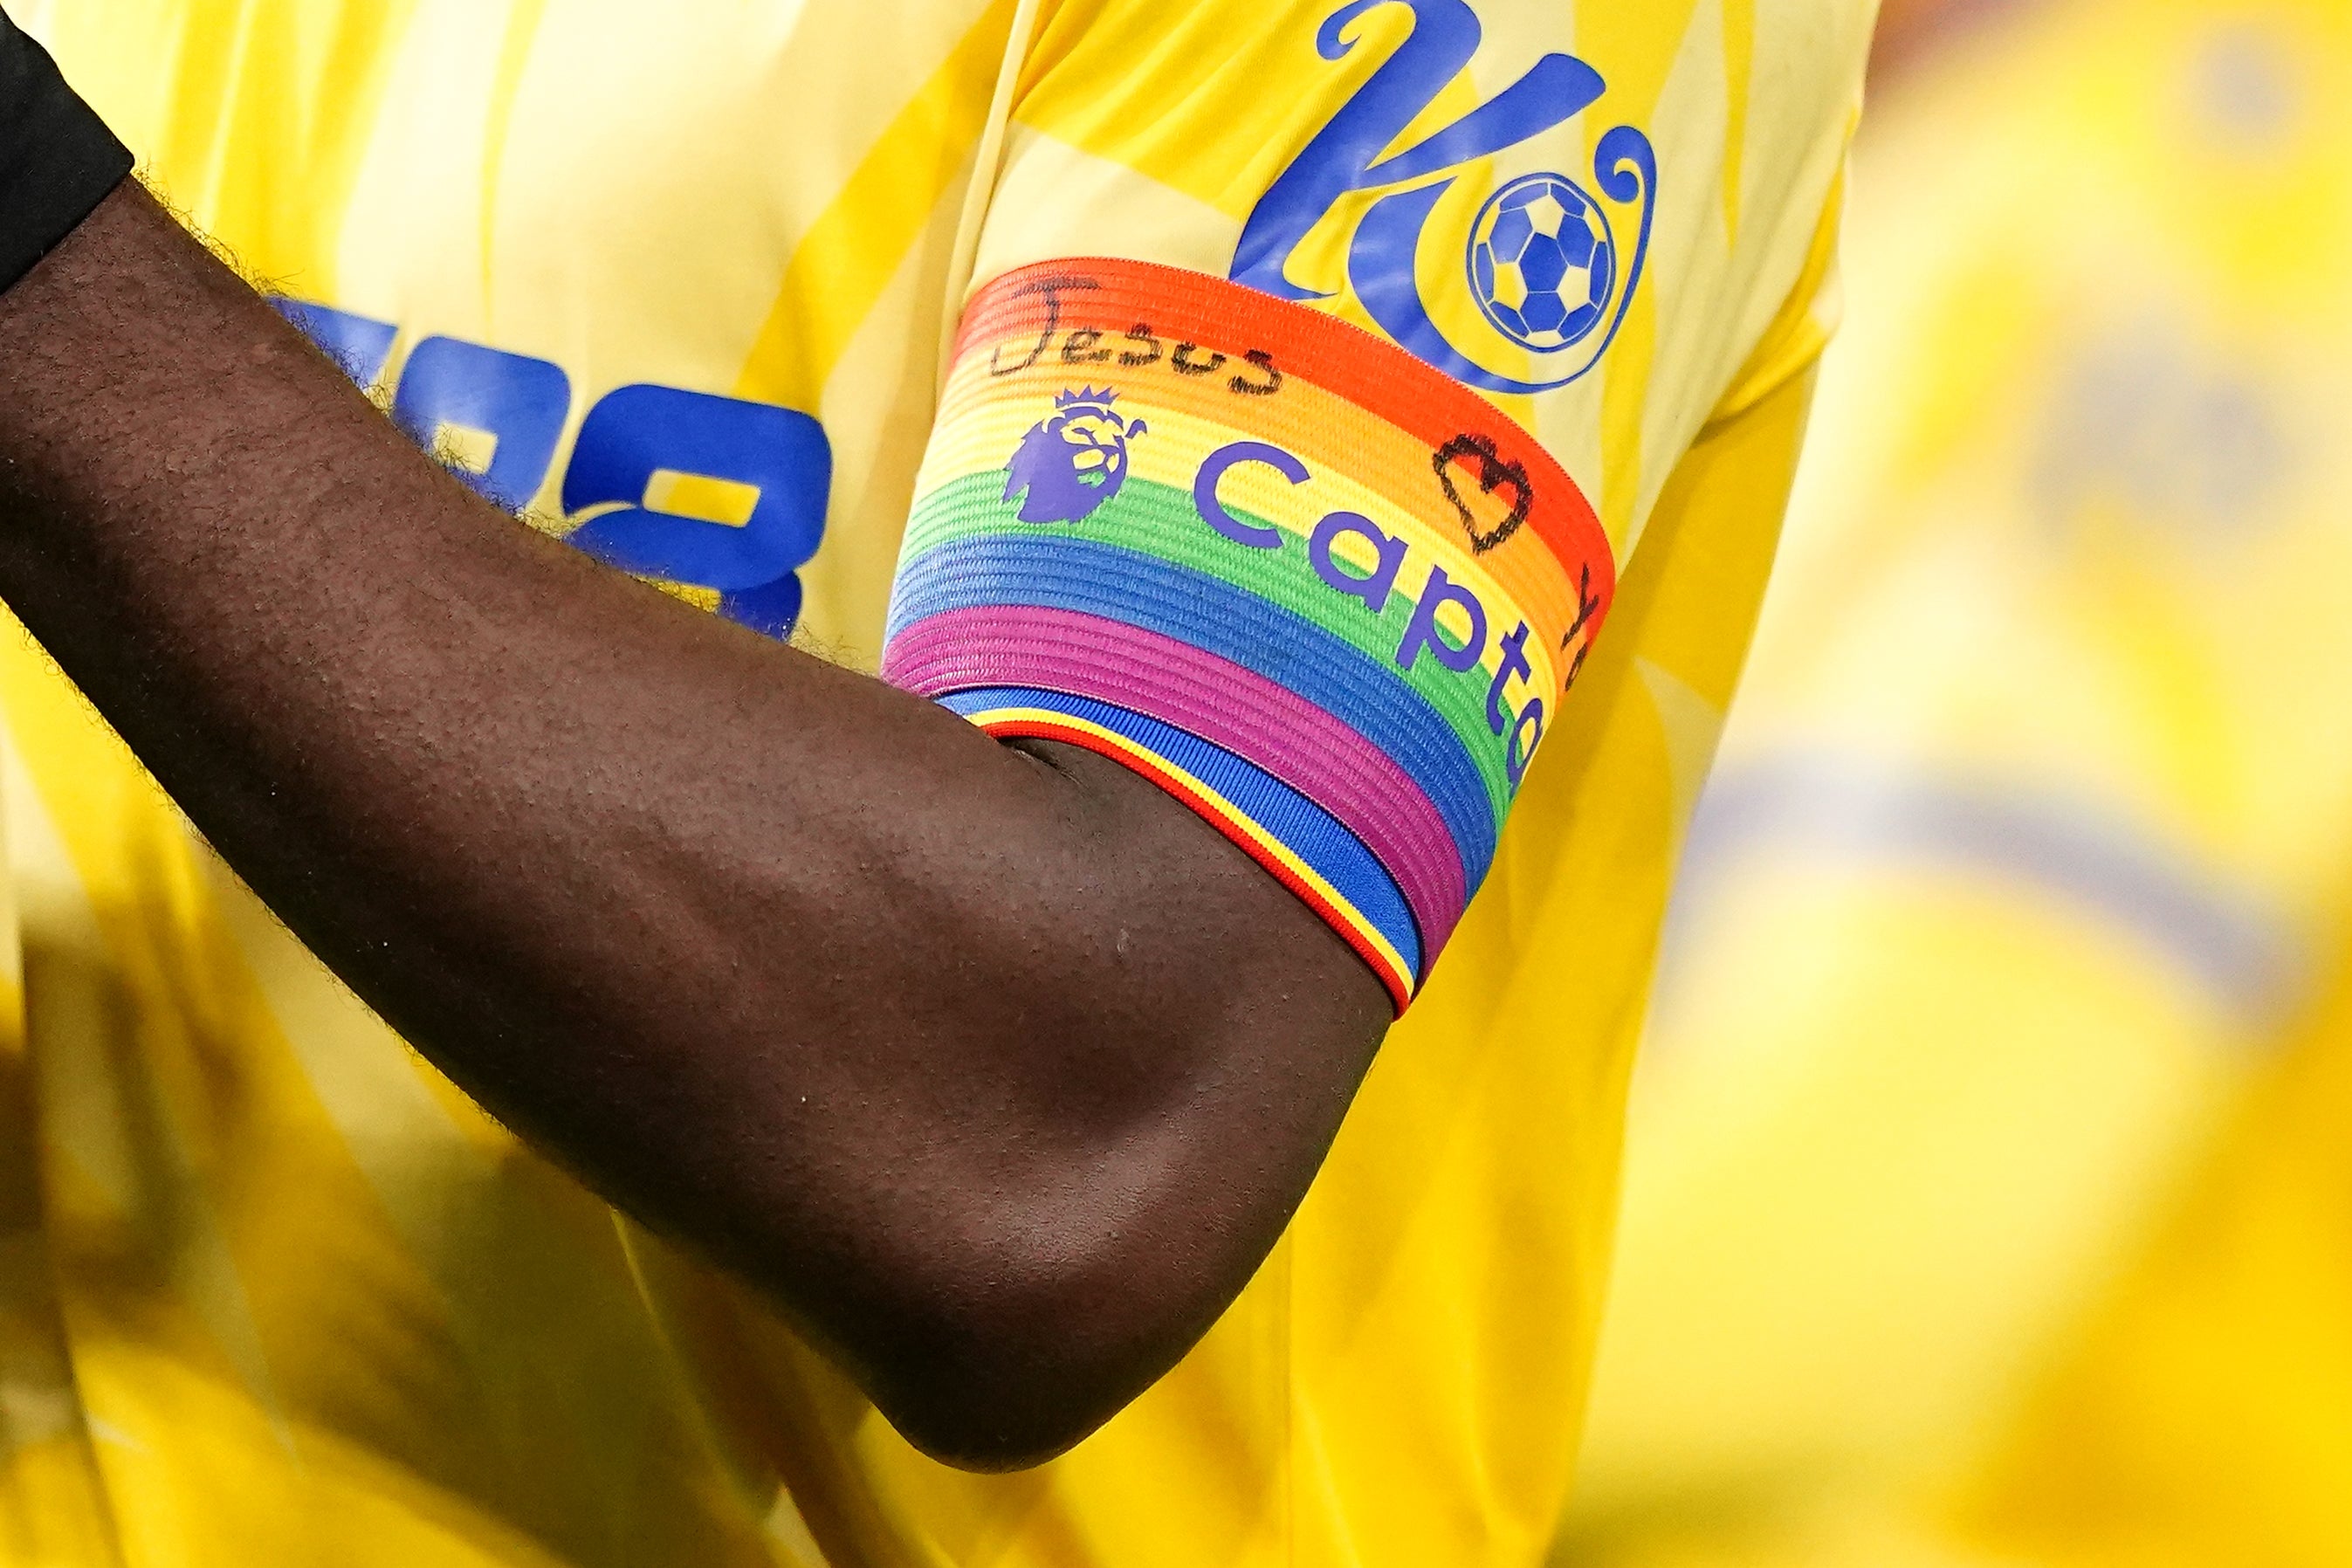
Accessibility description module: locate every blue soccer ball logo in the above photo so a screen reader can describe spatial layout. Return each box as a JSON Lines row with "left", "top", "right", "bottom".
{"left": 1468, "top": 174, "right": 1617, "bottom": 353}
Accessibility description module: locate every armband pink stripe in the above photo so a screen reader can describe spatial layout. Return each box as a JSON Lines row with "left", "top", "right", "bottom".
{"left": 884, "top": 603, "right": 1471, "bottom": 957}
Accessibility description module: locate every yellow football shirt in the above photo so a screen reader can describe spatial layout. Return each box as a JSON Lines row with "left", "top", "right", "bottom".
{"left": 1562, "top": 0, "right": 2352, "bottom": 1564}
{"left": 0, "top": 3, "right": 1867, "bottom": 1564}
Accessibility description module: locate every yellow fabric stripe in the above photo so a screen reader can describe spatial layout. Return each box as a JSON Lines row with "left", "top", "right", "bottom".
{"left": 478, "top": 0, "right": 552, "bottom": 299}
{"left": 1578, "top": 0, "right": 1702, "bottom": 552}
{"left": 731, "top": 0, "right": 1020, "bottom": 414}
{"left": 0, "top": 778, "right": 118, "bottom": 1565}
{"left": 1723, "top": 0, "right": 1755, "bottom": 247}
{"left": 0, "top": 627, "right": 446, "bottom": 1440}
{"left": 136, "top": 0, "right": 422, "bottom": 295}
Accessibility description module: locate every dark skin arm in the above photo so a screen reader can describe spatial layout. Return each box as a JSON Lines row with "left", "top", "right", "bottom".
{"left": 0, "top": 183, "right": 1390, "bottom": 1468}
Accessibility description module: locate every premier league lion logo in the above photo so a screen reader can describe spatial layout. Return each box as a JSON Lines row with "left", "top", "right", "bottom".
{"left": 1004, "top": 387, "right": 1149, "bottom": 525}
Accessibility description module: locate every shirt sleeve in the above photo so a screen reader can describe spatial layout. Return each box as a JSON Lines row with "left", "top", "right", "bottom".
{"left": 1705, "top": 168, "right": 1847, "bottom": 432}
{"left": 879, "top": 0, "right": 1852, "bottom": 1012}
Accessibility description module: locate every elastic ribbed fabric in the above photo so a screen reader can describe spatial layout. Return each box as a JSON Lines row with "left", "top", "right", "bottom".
{"left": 885, "top": 257, "right": 1620, "bottom": 1008}
{"left": 886, "top": 533, "right": 1501, "bottom": 892}
{"left": 892, "top": 604, "right": 1469, "bottom": 963}
{"left": 943, "top": 685, "right": 1423, "bottom": 1000}
{"left": 0, "top": 13, "right": 132, "bottom": 292}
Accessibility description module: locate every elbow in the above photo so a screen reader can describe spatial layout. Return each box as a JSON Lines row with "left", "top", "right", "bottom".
{"left": 868, "top": 1330, "right": 1160, "bottom": 1474}
{"left": 838, "top": 1162, "right": 1244, "bottom": 1472}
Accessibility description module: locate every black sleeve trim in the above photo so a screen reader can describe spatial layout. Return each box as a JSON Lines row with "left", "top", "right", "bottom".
{"left": 0, "top": 13, "right": 133, "bottom": 293}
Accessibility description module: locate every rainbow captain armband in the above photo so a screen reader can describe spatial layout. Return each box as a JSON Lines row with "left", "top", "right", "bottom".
{"left": 882, "top": 258, "right": 1615, "bottom": 1011}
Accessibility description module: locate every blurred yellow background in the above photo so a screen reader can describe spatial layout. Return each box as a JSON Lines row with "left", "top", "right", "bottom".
{"left": 1558, "top": 0, "right": 2352, "bottom": 1563}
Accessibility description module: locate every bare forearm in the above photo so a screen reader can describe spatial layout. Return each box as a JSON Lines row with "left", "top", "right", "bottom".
{"left": 0, "top": 184, "right": 1386, "bottom": 1461}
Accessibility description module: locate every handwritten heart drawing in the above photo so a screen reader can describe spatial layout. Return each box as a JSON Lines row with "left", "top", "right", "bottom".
{"left": 1434, "top": 434, "right": 1535, "bottom": 555}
